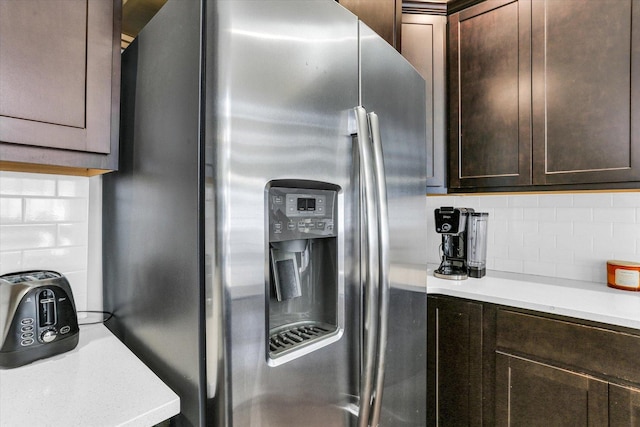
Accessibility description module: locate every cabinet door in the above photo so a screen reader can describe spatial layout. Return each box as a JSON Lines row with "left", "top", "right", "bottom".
{"left": 401, "top": 14, "right": 447, "bottom": 193}
{"left": 427, "top": 296, "right": 483, "bottom": 426}
{"left": 0, "top": 0, "right": 120, "bottom": 173}
{"left": 532, "top": 0, "right": 640, "bottom": 185}
{"left": 448, "top": 0, "right": 532, "bottom": 189}
{"left": 495, "top": 353, "right": 608, "bottom": 426}
{"left": 337, "top": 0, "right": 401, "bottom": 49}
{"left": 610, "top": 383, "right": 640, "bottom": 426}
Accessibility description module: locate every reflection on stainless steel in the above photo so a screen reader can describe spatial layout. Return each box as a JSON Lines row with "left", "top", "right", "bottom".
{"left": 103, "top": 1, "right": 427, "bottom": 426}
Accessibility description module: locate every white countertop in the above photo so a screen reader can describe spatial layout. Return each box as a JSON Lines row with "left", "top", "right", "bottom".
{"left": 0, "top": 323, "right": 180, "bottom": 427}
{"left": 427, "top": 267, "right": 640, "bottom": 330}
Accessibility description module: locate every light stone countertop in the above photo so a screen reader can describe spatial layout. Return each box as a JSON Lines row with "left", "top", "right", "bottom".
{"left": 0, "top": 323, "right": 180, "bottom": 427}
{"left": 427, "top": 266, "right": 640, "bottom": 330}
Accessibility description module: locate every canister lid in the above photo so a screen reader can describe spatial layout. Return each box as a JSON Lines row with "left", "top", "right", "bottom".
{"left": 607, "top": 260, "right": 640, "bottom": 268}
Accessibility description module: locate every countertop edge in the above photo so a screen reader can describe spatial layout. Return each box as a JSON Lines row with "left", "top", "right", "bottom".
{"left": 426, "top": 267, "right": 640, "bottom": 331}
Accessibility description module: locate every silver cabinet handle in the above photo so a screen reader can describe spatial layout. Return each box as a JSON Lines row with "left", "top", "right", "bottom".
{"left": 367, "top": 111, "right": 390, "bottom": 427}
{"left": 354, "top": 106, "right": 380, "bottom": 427}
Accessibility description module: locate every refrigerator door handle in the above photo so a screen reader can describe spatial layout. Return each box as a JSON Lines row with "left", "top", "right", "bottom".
{"left": 367, "top": 112, "right": 390, "bottom": 427}
{"left": 354, "top": 106, "right": 380, "bottom": 427}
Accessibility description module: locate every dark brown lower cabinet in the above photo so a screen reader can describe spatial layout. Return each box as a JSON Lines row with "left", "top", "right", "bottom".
{"left": 427, "top": 295, "right": 483, "bottom": 426}
{"left": 495, "top": 353, "right": 608, "bottom": 426}
{"left": 428, "top": 295, "right": 640, "bottom": 426}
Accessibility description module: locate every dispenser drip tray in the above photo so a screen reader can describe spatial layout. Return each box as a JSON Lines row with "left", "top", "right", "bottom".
{"left": 269, "top": 322, "right": 336, "bottom": 357}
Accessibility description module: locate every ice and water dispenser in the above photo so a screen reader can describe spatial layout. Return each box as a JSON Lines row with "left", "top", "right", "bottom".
{"left": 266, "top": 183, "right": 341, "bottom": 364}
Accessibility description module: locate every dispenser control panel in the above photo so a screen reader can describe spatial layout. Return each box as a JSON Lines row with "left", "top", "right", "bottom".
{"left": 268, "top": 187, "right": 337, "bottom": 242}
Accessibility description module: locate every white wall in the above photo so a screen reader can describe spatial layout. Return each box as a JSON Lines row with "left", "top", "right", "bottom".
{"left": 0, "top": 171, "right": 102, "bottom": 312}
{"left": 427, "top": 192, "right": 640, "bottom": 284}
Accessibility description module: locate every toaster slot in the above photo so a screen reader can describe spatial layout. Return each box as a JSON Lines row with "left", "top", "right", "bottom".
{"left": 38, "top": 289, "right": 56, "bottom": 327}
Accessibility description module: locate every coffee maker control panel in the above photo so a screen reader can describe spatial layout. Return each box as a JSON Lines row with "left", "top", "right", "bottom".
{"left": 269, "top": 187, "right": 337, "bottom": 242}
{"left": 434, "top": 206, "right": 471, "bottom": 234}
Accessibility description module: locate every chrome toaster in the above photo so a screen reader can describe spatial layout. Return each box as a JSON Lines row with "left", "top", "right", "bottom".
{"left": 0, "top": 271, "right": 79, "bottom": 368}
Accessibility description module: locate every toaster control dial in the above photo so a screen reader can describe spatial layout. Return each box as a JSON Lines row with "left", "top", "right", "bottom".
{"left": 41, "top": 329, "right": 57, "bottom": 343}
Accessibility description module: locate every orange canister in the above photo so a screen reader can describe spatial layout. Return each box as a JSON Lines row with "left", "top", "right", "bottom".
{"left": 607, "top": 260, "right": 640, "bottom": 291}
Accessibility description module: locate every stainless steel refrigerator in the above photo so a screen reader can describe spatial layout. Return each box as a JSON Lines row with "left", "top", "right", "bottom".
{"left": 103, "top": 1, "right": 428, "bottom": 426}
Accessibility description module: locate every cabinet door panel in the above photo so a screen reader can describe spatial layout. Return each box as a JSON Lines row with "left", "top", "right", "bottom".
{"left": 610, "top": 383, "right": 640, "bottom": 426}
{"left": 427, "top": 296, "right": 483, "bottom": 426}
{"left": 532, "top": 0, "right": 640, "bottom": 185}
{"left": 0, "top": 0, "right": 86, "bottom": 128}
{"left": 401, "top": 14, "right": 446, "bottom": 191}
{"left": 449, "top": 0, "right": 532, "bottom": 188}
{"left": 0, "top": 0, "right": 115, "bottom": 156}
{"left": 495, "top": 353, "right": 608, "bottom": 426}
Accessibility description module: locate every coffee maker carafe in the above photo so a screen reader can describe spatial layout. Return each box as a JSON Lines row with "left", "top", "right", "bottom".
{"left": 434, "top": 206, "right": 488, "bottom": 280}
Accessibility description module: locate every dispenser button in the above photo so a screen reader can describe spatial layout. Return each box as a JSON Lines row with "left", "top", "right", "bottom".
{"left": 287, "top": 221, "right": 296, "bottom": 230}
{"left": 20, "top": 339, "right": 34, "bottom": 347}
{"left": 273, "top": 222, "right": 283, "bottom": 234}
{"left": 60, "top": 326, "right": 71, "bottom": 334}
{"left": 21, "top": 318, "right": 34, "bottom": 326}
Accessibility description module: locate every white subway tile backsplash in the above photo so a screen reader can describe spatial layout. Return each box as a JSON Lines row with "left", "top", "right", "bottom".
{"left": 57, "top": 178, "right": 90, "bottom": 198}
{"left": 574, "top": 193, "right": 613, "bottom": 208}
{"left": 0, "top": 197, "right": 23, "bottom": 223}
{"left": 611, "top": 192, "right": 640, "bottom": 208}
{"left": 539, "top": 221, "right": 573, "bottom": 236}
{"left": 524, "top": 260, "right": 557, "bottom": 277}
{"left": 0, "top": 171, "right": 95, "bottom": 312}
{"left": 0, "top": 176, "right": 56, "bottom": 197}
{"left": 523, "top": 207, "right": 556, "bottom": 221}
{"left": 593, "top": 207, "right": 636, "bottom": 224}
{"left": 0, "top": 224, "right": 57, "bottom": 250}
{"left": 556, "top": 208, "right": 592, "bottom": 222}
{"left": 493, "top": 258, "right": 524, "bottom": 273}
{"left": 508, "top": 194, "right": 539, "bottom": 208}
{"left": 594, "top": 234, "right": 635, "bottom": 255}
{"left": 0, "top": 251, "right": 22, "bottom": 273}
{"left": 556, "top": 233, "right": 592, "bottom": 253}
{"left": 508, "top": 220, "right": 538, "bottom": 234}
{"left": 24, "top": 198, "right": 88, "bottom": 223}
{"left": 427, "top": 191, "right": 640, "bottom": 284}
{"left": 58, "top": 223, "right": 89, "bottom": 246}
{"left": 22, "top": 246, "right": 88, "bottom": 273}
{"left": 612, "top": 222, "right": 640, "bottom": 238}
{"left": 574, "top": 221, "right": 613, "bottom": 239}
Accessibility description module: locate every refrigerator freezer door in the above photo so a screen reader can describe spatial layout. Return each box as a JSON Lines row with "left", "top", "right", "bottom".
{"left": 359, "top": 22, "right": 429, "bottom": 427}
{"left": 206, "top": 2, "right": 359, "bottom": 426}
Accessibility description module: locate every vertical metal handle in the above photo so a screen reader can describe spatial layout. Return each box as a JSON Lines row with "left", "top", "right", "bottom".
{"left": 368, "top": 112, "right": 390, "bottom": 427}
{"left": 354, "top": 106, "right": 380, "bottom": 427}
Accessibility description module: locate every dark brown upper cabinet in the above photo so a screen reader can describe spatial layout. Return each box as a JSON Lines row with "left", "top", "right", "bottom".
{"left": 448, "top": 0, "right": 532, "bottom": 189}
{"left": 532, "top": 0, "right": 640, "bottom": 186}
{"left": 0, "top": 0, "right": 121, "bottom": 176}
{"left": 337, "top": 0, "right": 402, "bottom": 50}
{"left": 401, "top": 12, "right": 447, "bottom": 193}
{"left": 449, "top": 0, "right": 640, "bottom": 191}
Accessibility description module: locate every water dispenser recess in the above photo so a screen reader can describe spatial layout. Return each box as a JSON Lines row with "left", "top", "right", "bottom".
{"left": 266, "top": 184, "right": 340, "bottom": 363}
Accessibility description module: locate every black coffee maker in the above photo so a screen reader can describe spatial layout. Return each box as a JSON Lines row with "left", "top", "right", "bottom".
{"left": 434, "top": 206, "right": 488, "bottom": 280}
